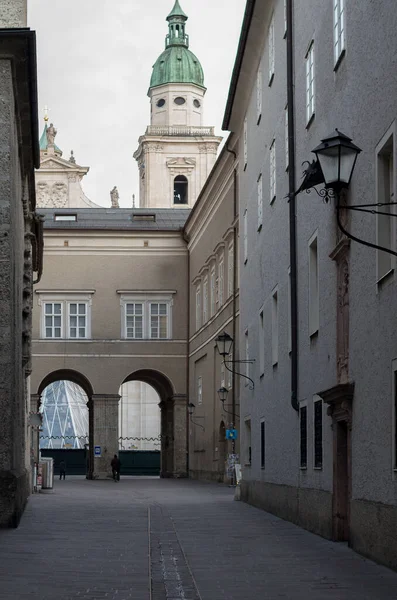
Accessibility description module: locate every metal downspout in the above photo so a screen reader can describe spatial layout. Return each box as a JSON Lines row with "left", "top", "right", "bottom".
{"left": 287, "top": 0, "right": 299, "bottom": 412}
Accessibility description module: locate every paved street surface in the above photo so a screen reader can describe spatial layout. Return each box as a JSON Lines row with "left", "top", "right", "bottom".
{"left": 0, "top": 478, "right": 396, "bottom": 599}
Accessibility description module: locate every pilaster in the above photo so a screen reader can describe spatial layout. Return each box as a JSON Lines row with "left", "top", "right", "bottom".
{"left": 91, "top": 394, "right": 120, "bottom": 479}
{"left": 172, "top": 394, "right": 187, "bottom": 477}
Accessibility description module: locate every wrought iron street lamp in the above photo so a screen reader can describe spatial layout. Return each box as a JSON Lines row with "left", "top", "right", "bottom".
{"left": 217, "top": 386, "right": 229, "bottom": 403}
{"left": 187, "top": 402, "right": 204, "bottom": 431}
{"left": 215, "top": 332, "right": 233, "bottom": 358}
{"left": 312, "top": 129, "right": 361, "bottom": 192}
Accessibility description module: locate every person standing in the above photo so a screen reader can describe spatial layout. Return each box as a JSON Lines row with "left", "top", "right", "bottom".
{"left": 59, "top": 460, "right": 66, "bottom": 480}
{"left": 111, "top": 454, "right": 121, "bottom": 482}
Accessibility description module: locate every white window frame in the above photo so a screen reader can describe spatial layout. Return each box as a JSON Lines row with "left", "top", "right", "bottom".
{"left": 259, "top": 308, "right": 265, "bottom": 376}
{"left": 270, "top": 140, "right": 276, "bottom": 203}
{"left": 283, "top": 0, "right": 287, "bottom": 37}
{"left": 288, "top": 267, "right": 292, "bottom": 352}
{"left": 203, "top": 276, "right": 208, "bottom": 323}
{"left": 197, "top": 375, "right": 203, "bottom": 406}
{"left": 245, "top": 328, "right": 250, "bottom": 380}
{"left": 285, "top": 105, "right": 289, "bottom": 170}
{"left": 38, "top": 293, "right": 93, "bottom": 340}
{"left": 243, "top": 117, "right": 248, "bottom": 168}
{"left": 243, "top": 209, "right": 248, "bottom": 264}
{"left": 257, "top": 173, "right": 263, "bottom": 230}
{"left": 308, "top": 232, "right": 319, "bottom": 336}
{"left": 306, "top": 42, "right": 315, "bottom": 125}
{"left": 271, "top": 286, "right": 278, "bottom": 366}
{"left": 149, "top": 302, "right": 169, "bottom": 340}
{"left": 210, "top": 266, "right": 216, "bottom": 317}
{"left": 376, "top": 124, "right": 396, "bottom": 283}
{"left": 196, "top": 284, "right": 201, "bottom": 331}
{"left": 333, "top": 0, "right": 345, "bottom": 68}
{"left": 257, "top": 67, "right": 262, "bottom": 123}
{"left": 268, "top": 13, "right": 275, "bottom": 84}
{"left": 124, "top": 302, "right": 144, "bottom": 340}
{"left": 218, "top": 254, "right": 224, "bottom": 307}
{"left": 228, "top": 242, "right": 234, "bottom": 297}
{"left": 120, "top": 294, "right": 173, "bottom": 340}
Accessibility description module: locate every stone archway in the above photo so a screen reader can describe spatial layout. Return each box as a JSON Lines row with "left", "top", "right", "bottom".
{"left": 122, "top": 370, "right": 187, "bottom": 478}
{"left": 34, "top": 369, "right": 95, "bottom": 478}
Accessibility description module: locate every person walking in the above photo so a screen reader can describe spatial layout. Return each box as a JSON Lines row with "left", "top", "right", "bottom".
{"left": 111, "top": 454, "right": 121, "bottom": 482}
{"left": 59, "top": 460, "right": 66, "bottom": 480}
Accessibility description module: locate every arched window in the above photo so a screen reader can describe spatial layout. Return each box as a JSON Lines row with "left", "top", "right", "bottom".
{"left": 174, "top": 175, "right": 188, "bottom": 204}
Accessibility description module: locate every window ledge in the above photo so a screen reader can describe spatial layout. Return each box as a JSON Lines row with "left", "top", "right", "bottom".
{"left": 257, "top": 114, "right": 262, "bottom": 126}
{"left": 310, "top": 329, "right": 319, "bottom": 340}
{"left": 333, "top": 49, "right": 346, "bottom": 72}
{"left": 268, "top": 72, "right": 274, "bottom": 87}
{"left": 244, "top": 463, "right": 252, "bottom": 467}
{"left": 377, "top": 268, "right": 394, "bottom": 287}
{"left": 270, "top": 195, "right": 276, "bottom": 206}
{"left": 313, "top": 466, "right": 323, "bottom": 471}
{"left": 306, "top": 113, "right": 315, "bottom": 130}
{"left": 300, "top": 466, "right": 307, "bottom": 471}
{"left": 257, "top": 223, "right": 262, "bottom": 232}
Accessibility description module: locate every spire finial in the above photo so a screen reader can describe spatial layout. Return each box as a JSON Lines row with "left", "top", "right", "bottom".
{"left": 69, "top": 150, "right": 76, "bottom": 164}
{"left": 44, "top": 105, "right": 49, "bottom": 122}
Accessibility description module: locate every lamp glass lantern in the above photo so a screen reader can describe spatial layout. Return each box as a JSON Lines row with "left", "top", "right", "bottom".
{"left": 312, "top": 129, "right": 361, "bottom": 190}
{"left": 188, "top": 402, "right": 195, "bottom": 416}
{"left": 217, "top": 387, "right": 229, "bottom": 403}
{"left": 215, "top": 332, "right": 233, "bottom": 357}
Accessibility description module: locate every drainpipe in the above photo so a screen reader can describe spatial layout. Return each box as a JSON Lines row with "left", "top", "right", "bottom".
{"left": 287, "top": 0, "right": 299, "bottom": 412}
{"left": 183, "top": 229, "right": 191, "bottom": 476}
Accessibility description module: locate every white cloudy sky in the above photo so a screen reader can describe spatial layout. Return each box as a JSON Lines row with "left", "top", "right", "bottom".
{"left": 28, "top": 0, "right": 246, "bottom": 207}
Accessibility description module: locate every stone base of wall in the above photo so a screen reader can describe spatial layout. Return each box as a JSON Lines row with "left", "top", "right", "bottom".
{"left": 0, "top": 469, "right": 29, "bottom": 528}
{"left": 241, "top": 480, "right": 333, "bottom": 540}
{"left": 189, "top": 469, "right": 225, "bottom": 483}
{"left": 350, "top": 498, "right": 397, "bottom": 571}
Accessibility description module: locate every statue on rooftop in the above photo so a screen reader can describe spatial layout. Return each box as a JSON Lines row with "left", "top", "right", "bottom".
{"left": 110, "top": 186, "right": 120, "bottom": 208}
{"left": 46, "top": 123, "right": 57, "bottom": 146}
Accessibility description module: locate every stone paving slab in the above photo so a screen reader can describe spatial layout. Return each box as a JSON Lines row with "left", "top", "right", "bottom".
{"left": 0, "top": 477, "right": 396, "bottom": 599}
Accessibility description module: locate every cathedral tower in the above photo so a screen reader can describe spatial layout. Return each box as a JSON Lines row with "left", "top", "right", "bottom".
{"left": 134, "top": 0, "right": 222, "bottom": 208}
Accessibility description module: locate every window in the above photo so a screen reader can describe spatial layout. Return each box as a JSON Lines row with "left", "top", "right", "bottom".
{"left": 243, "top": 209, "right": 248, "bottom": 263}
{"left": 245, "top": 329, "right": 249, "bottom": 379}
{"left": 197, "top": 376, "right": 203, "bottom": 405}
{"left": 285, "top": 106, "right": 289, "bottom": 170}
{"left": 393, "top": 363, "right": 397, "bottom": 471}
{"left": 333, "top": 0, "right": 345, "bottom": 67}
{"left": 218, "top": 255, "right": 224, "bottom": 307}
{"left": 54, "top": 214, "right": 77, "bottom": 222}
{"left": 220, "top": 365, "right": 225, "bottom": 389}
{"left": 174, "top": 175, "right": 188, "bottom": 204}
{"left": 243, "top": 117, "right": 248, "bottom": 168}
{"left": 196, "top": 285, "right": 201, "bottom": 330}
{"left": 40, "top": 295, "right": 92, "bottom": 339}
{"left": 272, "top": 287, "right": 278, "bottom": 366}
{"left": 203, "top": 276, "right": 208, "bottom": 323}
{"left": 270, "top": 140, "right": 276, "bottom": 203}
{"left": 300, "top": 405, "right": 307, "bottom": 468}
{"left": 260, "top": 420, "right": 265, "bottom": 468}
{"left": 313, "top": 397, "right": 323, "bottom": 468}
{"left": 259, "top": 309, "right": 265, "bottom": 376}
{"left": 257, "top": 68, "right": 262, "bottom": 123}
{"left": 228, "top": 242, "right": 234, "bottom": 297}
{"left": 210, "top": 266, "right": 216, "bottom": 317}
{"left": 150, "top": 303, "right": 168, "bottom": 339}
{"left": 376, "top": 128, "right": 395, "bottom": 281}
{"left": 309, "top": 233, "right": 319, "bottom": 336}
{"left": 244, "top": 418, "right": 252, "bottom": 465}
{"left": 156, "top": 98, "right": 166, "bottom": 108}
{"left": 125, "top": 303, "right": 143, "bottom": 339}
{"left": 174, "top": 96, "right": 186, "bottom": 105}
{"left": 268, "top": 14, "right": 275, "bottom": 84}
{"left": 193, "top": 99, "right": 201, "bottom": 108}
{"left": 283, "top": 0, "right": 287, "bottom": 37}
{"left": 288, "top": 267, "right": 292, "bottom": 352}
{"left": 306, "top": 42, "right": 315, "bottom": 124}
{"left": 257, "top": 174, "right": 263, "bottom": 230}
{"left": 121, "top": 296, "right": 172, "bottom": 339}
{"left": 227, "top": 352, "right": 233, "bottom": 388}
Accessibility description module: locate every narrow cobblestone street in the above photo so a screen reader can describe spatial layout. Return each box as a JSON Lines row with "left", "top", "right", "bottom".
{"left": 0, "top": 477, "right": 396, "bottom": 600}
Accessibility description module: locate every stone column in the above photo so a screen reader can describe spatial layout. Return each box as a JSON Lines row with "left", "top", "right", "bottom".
{"left": 91, "top": 394, "right": 120, "bottom": 479}
{"left": 172, "top": 394, "right": 187, "bottom": 477}
{"left": 0, "top": 0, "right": 27, "bottom": 27}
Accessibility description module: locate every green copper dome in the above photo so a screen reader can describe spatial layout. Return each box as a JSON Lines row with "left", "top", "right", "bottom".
{"left": 149, "top": 1, "right": 205, "bottom": 90}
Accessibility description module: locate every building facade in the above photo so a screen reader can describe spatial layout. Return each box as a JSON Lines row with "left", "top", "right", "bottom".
{"left": 0, "top": 3, "right": 42, "bottom": 526}
{"left": 224, "top": 0, "right": 397, "bottom": 571}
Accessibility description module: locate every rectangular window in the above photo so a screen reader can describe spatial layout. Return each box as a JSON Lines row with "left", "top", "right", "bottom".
{"left": 245, "top": 329, "right": 249, "bottom": 379}
{"left": 228, "top": 242, "right": 234, "bottom": 296}
{"left": 393, "top": 368, "right": 397, "bottom": 471}
{"left": 376, "top": 130, "right": 395, "bottom": 281}
{"left": 210, "top": 266, "right": 216, "bottom": 317}
{"left": 218, "top": 255, "right": 224, "bottom": 307}
{"left": 259, "top": 309, "right": 265, "bottom": 376}
{"left": 272, "top": 288, "right": 278, "bottom": 366}
{"left": 220, "top": 364, "right": 225, "bottom": 389}
{"left": 196, "top": 285, "right": 201, "bottom": 330}
{"left": 245, "top": 418, "right": 252, "bottom": 465}
{"left": 44, "top": 302, "right": 62, "bottom": 338}
{"left": 227, "top": 352, "right": 233, "bottom": 388}
{"left": 257, "top": 174, "right": 263, "bottom": 230}
{"left": 203, "top": 276, "right": 208, "bottom": 323}
{"left": 309, "top": 234, "right": 319, "bottom": 336}
{"left": 68, "top": 303, "right": 87, "bottom": 339}
{"left": 257, "top": 68, "right": 262, "bottom": 123}
{"left": 260, "top": 420, "right": 265, "bottom": 468}
{"left": 285, "top": 106, "right": 289, "bottom": 170}
{"left": 243, "top": 209, "right": 248, "bottom": 263}
{"left": 313, "top": 398, "right": 323, "bottom": 468}
{"left": 300, "top": 405, "right": 307, "bottom": 468}
{"left": 54, "top": 214, "right": 77, "bottom": 222}
{"left": 125, "top": 303, "right": 144, "bottom": 339}
{"left": 150, "top": 303, "right": 168, "bottom": 339}
{"left": 288, "top": 267, "right": 292, "bottom": 352}
{"left": 283, "top": 0, "right": 287, "bottom": 36}
{"left": 270, "top": 140, "right": 276, "bottom": 203}
{"left": 197, "top": 375, "right": 203, "bottom": 406}
{"left": 268, "top": 14, "right": 275, "bottom": 84}
{"left": 243, "top": 117, "right": 248, "bottom": 168}
{"left": 333, "top": 0, "right": 345, "bottom": 67}
{"left": 306, "top": 42, "right": 315, "bottom": 124}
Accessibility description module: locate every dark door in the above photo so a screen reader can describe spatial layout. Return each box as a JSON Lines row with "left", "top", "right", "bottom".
{"left": 334, "top": 420, "right": 349, "bottom": 541}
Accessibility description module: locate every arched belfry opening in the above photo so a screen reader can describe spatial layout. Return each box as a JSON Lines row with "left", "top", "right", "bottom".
{"left": 174, "top": 175, "right": 188, "bottom": 204}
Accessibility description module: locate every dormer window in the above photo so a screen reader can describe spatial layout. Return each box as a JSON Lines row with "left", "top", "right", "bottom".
{"left": 174, "top": 97, "right": 186, "bottom": 105}
{"left": 174, "top": 175, "right": 188, "bottom": 204}
{"left": 156, "top": 98, "right": 166, "bottom": 108}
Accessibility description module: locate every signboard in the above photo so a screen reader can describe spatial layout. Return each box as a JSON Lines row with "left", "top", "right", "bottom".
{"left": 94, "top": 445, "right": 101, "bottom": 457}
{"left": 226, "top": 428, "right": 238, "bottom": 440}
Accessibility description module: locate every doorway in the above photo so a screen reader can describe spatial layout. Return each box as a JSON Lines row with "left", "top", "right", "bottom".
{"left": 334, "top": 419, "right": 349, "bottom": 541}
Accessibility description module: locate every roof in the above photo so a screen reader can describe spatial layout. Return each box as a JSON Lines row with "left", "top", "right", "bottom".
{"left": 167, "top": 0, "right": 188, "bottom": 20}
{"left": 222, "top": 0, "right": 256, "bottom": 131}
{"left": 150, "top": 46, "right": 204, "bottom": 89}
{"left": 39, "top": 208, "right": 191, "bottom": 231}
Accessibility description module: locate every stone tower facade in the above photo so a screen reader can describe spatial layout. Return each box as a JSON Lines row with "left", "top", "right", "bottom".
{"left": 134, "top": 0, "right": 222, "bottom": 209}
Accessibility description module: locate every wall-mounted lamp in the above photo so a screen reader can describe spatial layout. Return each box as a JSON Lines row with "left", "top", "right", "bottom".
{"left": 215, "top": 332, "right": 255, "bottom": 390}
{"left": 187, "top": 402, "right": 204, "bottom": 431}
{"left": 217, "top": 386, "right": 240, "bottom": 418}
